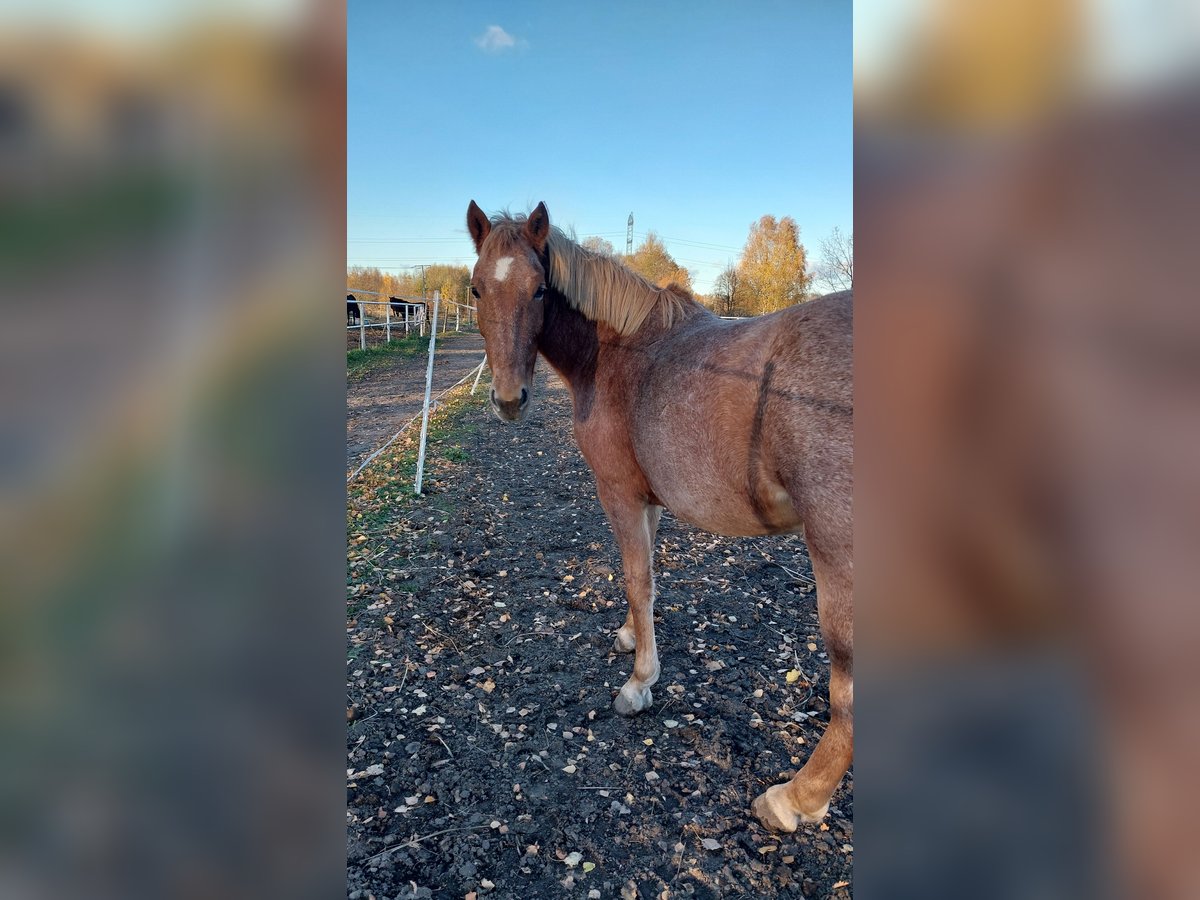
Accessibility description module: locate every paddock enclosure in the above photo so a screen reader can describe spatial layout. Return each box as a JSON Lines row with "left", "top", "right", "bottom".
{"left": 347, "top": 288, "right": 478, "bottom": 351}
{"left": 347, "top": 358, "right": 854, "bottom": 897}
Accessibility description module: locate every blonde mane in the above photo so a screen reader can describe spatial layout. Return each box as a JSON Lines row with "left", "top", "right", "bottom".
{"left": 485, "top": 214, "right": 692, "bottom": 337}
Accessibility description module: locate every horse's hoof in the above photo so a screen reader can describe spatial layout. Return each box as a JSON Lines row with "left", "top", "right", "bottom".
{"left": 612, "top": 629, "right": 636, "bottom": 654}
{"left": 613, "top": 684, "right": 652, "bottom": 717}
{"left": 751, "top": 785, "right": 828, "bottom": 832}
{"left": 751, "top": 785, "right": 798, "bottom": 833}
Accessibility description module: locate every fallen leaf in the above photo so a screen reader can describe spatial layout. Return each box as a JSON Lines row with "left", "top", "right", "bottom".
{"left": 785, "top": 669, "right": 801, "bottom": 684}
{"left": 482, "top": 679, "right": 496, "bottom": 693}
{"left": 701, "top": 838, "right": 721, "bottom": 851}
{"left": 564, "top": 851, "right": 583, "bottom": 867}
{"left": 582, "top": 861, "right": 595, "bottom": 873}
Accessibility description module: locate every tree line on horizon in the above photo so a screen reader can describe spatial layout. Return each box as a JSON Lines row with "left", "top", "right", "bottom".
{"left": 581, "top": 216, "right": 852, "bottom": 317}
{"left": 346, "top": 217, "right": 851, "bottom": 319}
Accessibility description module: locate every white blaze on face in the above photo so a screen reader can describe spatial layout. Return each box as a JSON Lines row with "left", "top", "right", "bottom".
{"left": 493, "top": 256, "right": 514, "bottom": 282}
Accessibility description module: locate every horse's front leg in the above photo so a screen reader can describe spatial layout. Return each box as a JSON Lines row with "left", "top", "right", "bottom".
{"left": 600, "top": 491, "right": 660, "bottom": 717}
{"left": 613, "top": 505, "right": 661, "bottom": 654}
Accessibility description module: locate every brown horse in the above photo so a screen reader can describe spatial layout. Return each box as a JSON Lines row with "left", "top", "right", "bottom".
{"left": 466, "top": 200, "right": 853, "bottom": 832}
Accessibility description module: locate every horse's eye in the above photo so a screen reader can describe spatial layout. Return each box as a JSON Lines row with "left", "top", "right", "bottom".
{"left": 470, "top": 286, "right": 481, "bottom": 299}
{"left": 533, "top": 285, "right": 546, "bottom": 301}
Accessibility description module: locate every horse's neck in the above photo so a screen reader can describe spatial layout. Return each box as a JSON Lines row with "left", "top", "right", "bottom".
{"left": 536, "top": 292, "right": 601, "bottom": 392}
{"left": 537, "top": 289, "right": 701, "bottom": 393}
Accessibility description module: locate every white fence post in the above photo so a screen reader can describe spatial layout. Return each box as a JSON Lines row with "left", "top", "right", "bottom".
{"left": 414, "top": 290, "right": 441, "bottom": 495}
{"left": 385, "top": 301, "right": 391, "bottom": 343}
{"left": 358, "top": 301, "right": 366, "bottom": 350}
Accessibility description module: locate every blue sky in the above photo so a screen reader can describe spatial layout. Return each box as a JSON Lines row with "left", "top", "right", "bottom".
{"left": 348, "top": 1, "right": 851, "bottom": 294}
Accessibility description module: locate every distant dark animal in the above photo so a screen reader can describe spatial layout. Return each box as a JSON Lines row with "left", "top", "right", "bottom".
{"left": 467, "top": 200, "right": 853, "bottom": 833}
{"left": 347, "top": 294, "right": 360, "bottom": 326}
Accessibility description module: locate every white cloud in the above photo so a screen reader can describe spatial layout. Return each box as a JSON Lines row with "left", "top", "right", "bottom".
{"left": 475, "top": 24, "right": 520, "bottom": 53}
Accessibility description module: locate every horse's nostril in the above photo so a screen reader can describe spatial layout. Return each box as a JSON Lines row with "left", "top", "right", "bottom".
{"left": 519, "top": 387, "right": 528, "bottom": 407}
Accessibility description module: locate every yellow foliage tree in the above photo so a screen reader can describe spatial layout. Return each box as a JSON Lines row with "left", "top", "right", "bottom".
{"left": 346, "top": 264, "right": 471, "bottom": 310}
{"left": 624, "top": 232, "right": 692, "bottom": 292}
{"left": 736, "top": 215, "right": 812, "bottom": 314}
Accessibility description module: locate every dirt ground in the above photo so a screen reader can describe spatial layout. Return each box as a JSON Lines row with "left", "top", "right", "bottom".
{"left": 347, "top": 331, "right": 487, "bottom": 475}
{"left": 346, "top": 366, "right": 853, "bottom": 899}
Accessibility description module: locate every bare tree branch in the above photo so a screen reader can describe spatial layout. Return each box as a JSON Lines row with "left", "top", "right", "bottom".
{"left": 816, "top": 226, "right": 853, "bottom": 292}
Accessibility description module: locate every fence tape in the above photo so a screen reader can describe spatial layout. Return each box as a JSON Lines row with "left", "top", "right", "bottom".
{"left": 347, "top": 354, "right": 489, "bottom": 484}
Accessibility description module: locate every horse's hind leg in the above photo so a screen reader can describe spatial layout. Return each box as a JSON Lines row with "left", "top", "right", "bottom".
{"left": 598, "top": 489, "right": 660, "bottom": 716}
{"left": 614, "top": 505, "right": 661, "bottom": 654}
{"left": 752, "top": 547, "right": 853, "bottom": 831}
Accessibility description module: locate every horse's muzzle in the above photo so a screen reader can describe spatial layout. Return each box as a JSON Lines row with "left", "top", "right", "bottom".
{"left": 490, "top": 386, "right": 529, "bottom": 422}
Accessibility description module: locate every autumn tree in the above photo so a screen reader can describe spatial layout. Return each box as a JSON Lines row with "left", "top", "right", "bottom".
{"left": 625, "top": 231, "right": 692, "bottom": 292}
{"left": 816, "top": 226, "right": 853, "bottom": 292}
{"left": 424, "top": 264, "right": 471, "bottom": 304}
{"left": 711, "top": 262, "right": 744, "bottom": 316}
{"left": 736, "top": 215, "right": 812, "bottom": 314}
{"left": 581, "top": 235, "right": 615, "bottom": 256}
{"left": 346, "top": 264, "right": 471, "bottom": 317}
{"left": 346, "top": 265, "right": 384, "bottom": 295}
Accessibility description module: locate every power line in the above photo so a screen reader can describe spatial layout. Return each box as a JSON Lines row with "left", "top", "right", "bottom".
{"left": 631, "top": 231, "right": 742, "bottom": 252}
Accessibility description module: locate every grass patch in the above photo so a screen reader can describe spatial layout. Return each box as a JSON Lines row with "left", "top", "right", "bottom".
{"left": 346, "top": 376, "right": 490, "bottom": 593}
{"left": 346, "top": 332, "right": 429, "bottom": 380}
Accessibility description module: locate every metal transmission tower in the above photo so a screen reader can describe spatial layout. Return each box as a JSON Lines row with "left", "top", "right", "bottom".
{"left": 626, "top": 212, "right": 634, "bottom": 256}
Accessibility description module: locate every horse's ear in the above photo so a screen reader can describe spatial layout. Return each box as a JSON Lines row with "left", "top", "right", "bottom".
{"left": 525, "top": 201, "right": 550, "bottom": 252}
{"left": 467, "top": 200, "right": 491, "bottom": 253}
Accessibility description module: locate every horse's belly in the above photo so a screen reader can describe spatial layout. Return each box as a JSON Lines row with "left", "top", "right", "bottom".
{"left": 644, "top": 457, "right": 802, "bottom": 537}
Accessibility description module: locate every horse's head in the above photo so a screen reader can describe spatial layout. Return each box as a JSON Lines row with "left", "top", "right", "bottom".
{"left": 467, "top": 200, "right": 551, "bottom": 422}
